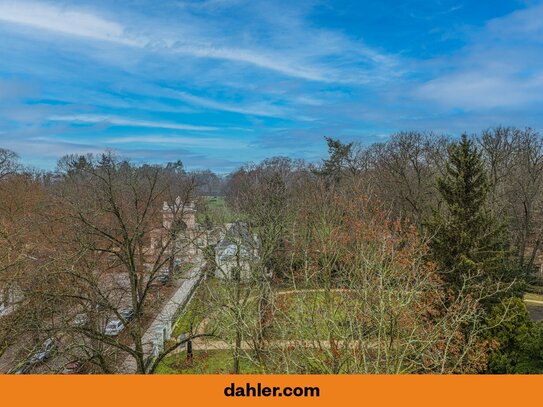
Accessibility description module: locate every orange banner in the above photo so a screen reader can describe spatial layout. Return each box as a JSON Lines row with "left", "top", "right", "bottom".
{"left": 1, "top": 375, "right": 542, "bottom": 406}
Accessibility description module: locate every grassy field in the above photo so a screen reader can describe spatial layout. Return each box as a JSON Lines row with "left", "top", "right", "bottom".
{"left": 268, "top": 289, "right": 369, "bottom": 340}
{"left": 206, "top": 196, "right": 226, "bottom": 209}
{"left": 171, "top": 281, "right": 211, "bottom": 338}
{"left": 172, "top": 286, "right": 372, "bottom": 344}
{"left": 163, "top": 282, "right": 417, "bottom": 374}
{"left": 196, "top": 196, "right": 237, "bottom": 224}
{"left": 171, "top": 306, "right": 198, "bottom": 339}
{"left": 181, "top": 262, "right": 194, "bottom": 273}
{"left": 155, "top": 350, "right": 261, "bottom": 374}
{"left": 157, "top": 284, "right": 440, "bottom": 374}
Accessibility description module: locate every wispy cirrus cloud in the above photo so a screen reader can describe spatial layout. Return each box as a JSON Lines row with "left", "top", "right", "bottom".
{"left": 416, "top": 73, "right": 543, "bottom": 109}
{"left": 1, "top": 0, "right": 542, "bottom": 172}
{"left": 171, "top": 90, "right": 291, "bottom": 118}
{"left": 415, "top": 2, "right": 543, "bottom": 110}
{"left": 104, "top": 135, "right": 248, "bottom": 149}
{"left": 0, "top": 1, "right": 141, "bottom": 46}
{"left": 48, "top": 114, "right": 219, "bottom": 131}
{"left": 0, "top": 0, "right": 398, "bottom": 84}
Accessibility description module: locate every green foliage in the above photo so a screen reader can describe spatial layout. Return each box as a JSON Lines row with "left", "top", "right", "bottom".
{"left": 318, "top": 137, "right": 354, "bottom": 182}
{"left": 525, "top": 285, "right": 543, "bottom": 295}
{"left": 165, "top": 160, "right": 185, "bottom": 174}
{"left": 171, "top": 280, "right": 206, "bottom": 338}
{"left": 155, "top": 350, "right": 261, "bottom": 374}
{"left": 428, "top": 135, "right": 518, "bottom": 296}
{"left": 196, "top": 196, "right": 237, "bottom": 224}
{"left": 484, "top": 297, "right": 543, "bottom": 373}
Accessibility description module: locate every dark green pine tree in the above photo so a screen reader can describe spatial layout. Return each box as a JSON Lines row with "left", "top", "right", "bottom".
{"left": 429, "top": 134, "right": 518, "bottom": 298}
{"left": 317, "top": 137, "right": 354, "bottom": 183}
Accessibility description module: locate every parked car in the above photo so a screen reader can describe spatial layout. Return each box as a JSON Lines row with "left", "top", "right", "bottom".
{"left": 60, "top": 360, "right": 88, "bottom": 374}
{"left": 0, "top": 302, "right": 5, "bottom": 316}
{"left": 157, "top": 272, "right": 172, "bottom": 285}
{"left": 150, "top": 272, "right": 171, "bottom": 288}
{"left": 28, "top": 338, "right": 56, "bottom": 365}
{"left": 119, "top": 307, "right": 135, "bottom": 322}
{"left": 104, "top": 319, "right": 124, "bottom": 336}
{"left": 71, "top": 313, "right": 88, "bottom": 328}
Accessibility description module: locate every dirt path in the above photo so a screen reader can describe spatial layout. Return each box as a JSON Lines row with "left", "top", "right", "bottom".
{"left": 524, "top": 299, "right": 543, "bottom": 305}
{"left": 187, "top": 338, "right": 371, "bottom": 351}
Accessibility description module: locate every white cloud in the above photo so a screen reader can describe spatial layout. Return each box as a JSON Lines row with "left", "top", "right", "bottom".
{"left": 105, "top": 135, "right": 248, "bottom": 149}
{"left": 0, "top": 1, "right": 142, "bottom": 46}
{"left": 172, "top": 90, "right": 289, "bottom": 117}
{"left": 485, "top": 2, "right": 543, "bottom": 41}
{"left": 170, "top": 44, "right": 332, "bottom": 82}
{"left": 417, "top": 73, "right": 543, "bottom": 109}
{"left": 48, "top": 114, "right": 219, "bottom": 131}
{"left": 414, "top": 2, "right": 543, "bottom": 110}
{"left": 0, "top": 1, "right": 397, "bottom": 84}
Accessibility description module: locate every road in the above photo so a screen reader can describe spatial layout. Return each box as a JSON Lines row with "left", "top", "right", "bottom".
{"left": 0, "top": 269, "right": 137, "bottom": 374}
{"left": 118, "top": 257, "right": 204, "bottom": 373}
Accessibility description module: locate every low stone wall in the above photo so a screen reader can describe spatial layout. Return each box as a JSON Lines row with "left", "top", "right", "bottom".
{"left": 144, "top": 262, "right": 206, "bottom": 371}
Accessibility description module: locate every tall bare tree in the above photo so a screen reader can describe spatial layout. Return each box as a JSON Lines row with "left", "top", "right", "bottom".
{"left": 45, "top": 153, "right": 201, "bottom": 373}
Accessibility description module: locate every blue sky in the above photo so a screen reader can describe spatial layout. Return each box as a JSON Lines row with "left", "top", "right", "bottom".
{"left": 1, "top": 0, "right": 543, "bottom": 172}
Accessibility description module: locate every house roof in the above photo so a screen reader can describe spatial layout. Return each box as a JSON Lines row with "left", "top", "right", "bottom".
{"left": 215, "top": 222, "right": 258, "bottom": 260}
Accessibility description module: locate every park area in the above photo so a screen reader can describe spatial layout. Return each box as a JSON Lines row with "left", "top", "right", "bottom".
{"left": 155, "top": 276, "right": 493, "bottom": 374}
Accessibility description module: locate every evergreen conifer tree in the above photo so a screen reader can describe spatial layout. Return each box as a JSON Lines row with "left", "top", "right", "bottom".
{"left": 429, "top": 134, "right": 518, "bottom": 298}
{"left": 317, "top": 137, "right": 355, "bottom": 183}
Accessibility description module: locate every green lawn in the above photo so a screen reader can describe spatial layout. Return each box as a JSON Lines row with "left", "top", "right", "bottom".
{"left": 171, "top": 284, "right": 206, "bottom": 338}
{"left": 155, "top": 350, "right": 261, "bottom": 374}
{"left": 181, "top": 262, "right": 194, "bottom": 273}
{"left": 175, "top": 288, "right": 365, "bottom": 343}
{"left": 161, "top": 285, "right": 373, "bottom": 373}
{"left": 206, "top": 196, "right": 225, "bottom": 209}
{"left": 171, "top": 278, "right": 224, "bottom": 338}
{"left": 196, "top": 196, "right": 237, "bottom": 224}
{"left": 171, "top": 308, "right": 197, "bottom": 338}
